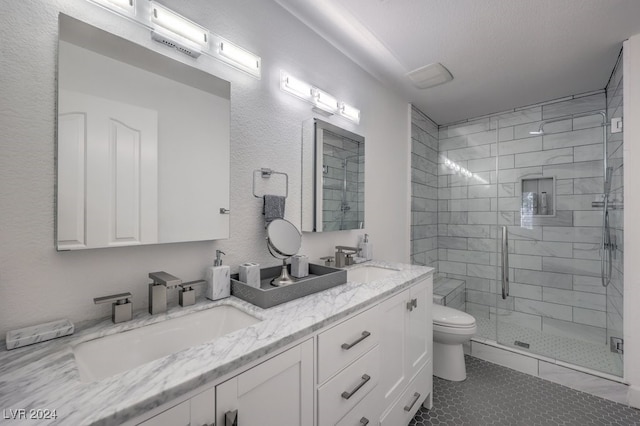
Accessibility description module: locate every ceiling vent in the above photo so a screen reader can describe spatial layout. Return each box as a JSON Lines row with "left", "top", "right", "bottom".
{"left": 406, "top": 62, "right": 453, "bottom": 89}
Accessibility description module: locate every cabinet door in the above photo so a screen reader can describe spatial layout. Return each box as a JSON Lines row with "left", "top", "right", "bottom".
{"left": 406, "top": 279, "right": 430, "bottom": 381}
{"left": 216, "top": 339, "right": 313, "bottom": 426}
{"left": 378, "top": 288, "right": 409, "bottom": 409}
{"left": 137, "top": 401, "right": 189, "bottom": 426}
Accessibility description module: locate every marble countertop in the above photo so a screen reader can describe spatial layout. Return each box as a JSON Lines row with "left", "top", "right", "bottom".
{"left": 0, "top": 261, "right": 432, "bottom": 425}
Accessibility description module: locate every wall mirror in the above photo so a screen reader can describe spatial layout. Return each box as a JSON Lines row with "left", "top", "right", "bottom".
{"left": 56, "top": 14, "right": 230, "bottom": 250}
{"left": 301, "top": 118, "right": 365, "bottom": 232}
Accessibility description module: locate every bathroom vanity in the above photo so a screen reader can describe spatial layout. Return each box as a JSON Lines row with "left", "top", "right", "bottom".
{"left": 0, "top": 261, "right": 432, "bottom": 426}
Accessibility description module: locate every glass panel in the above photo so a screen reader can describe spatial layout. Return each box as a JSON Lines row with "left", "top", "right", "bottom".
{"left": 495, "top": 104, "right": 622, "bottom": 376}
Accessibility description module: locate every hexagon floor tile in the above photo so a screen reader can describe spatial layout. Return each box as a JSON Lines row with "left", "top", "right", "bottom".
{"left": 410, "top": 356, "right": 640, "bottom": 426}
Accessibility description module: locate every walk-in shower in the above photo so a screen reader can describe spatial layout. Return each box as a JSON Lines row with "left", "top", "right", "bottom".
{"left": 412, "top": 61, "right": 625, "bottom": 378}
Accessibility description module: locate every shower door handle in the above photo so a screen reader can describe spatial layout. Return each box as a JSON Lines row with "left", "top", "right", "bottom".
{"left": 501, "top": 226, "right": 509, "bottom": 299}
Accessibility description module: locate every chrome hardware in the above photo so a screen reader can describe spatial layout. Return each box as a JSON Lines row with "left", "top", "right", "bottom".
{"left": 341, "top": 374, "right": 371, "bottom": 400}
{"left": 320, "top": 256, "right": 335, "bottom": 267}
{"left": 148, "top": 271, "right": 182, "bottom": 315}
{"left": 341, "top": 331, "right": 371, "bottom": 350}
{"left": 94, "top": 292, "right": 132, "bottom": 324}
{"left": 220, "top": 208, "right": 231, "bottom": 214}
{"left": 404, "top": 392, "right": 421, "bottom": 412}
{"left": 406, "top": 298, "right": 417, "bottom": 312}
{"left": 360, "top": 418, "right": 369, "bottom": 425}
{"left": 335, "top": 246, "right": 361, "bottom": 267}
{"left": 178, "top": 279, "right": 207, "bottom": 307}
{"left": 610, "top": 336, "right": 624, "bottom": 354}
{"left": 501, "top": 226, "right": 509, "bottom": 299}
{"left": 225, "top": 409, "right": 238, "bottom": 426}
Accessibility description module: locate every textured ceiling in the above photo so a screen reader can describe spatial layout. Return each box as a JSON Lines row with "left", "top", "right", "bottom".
{"left": 275, "top": 0, "right": 640, "bottom": 124}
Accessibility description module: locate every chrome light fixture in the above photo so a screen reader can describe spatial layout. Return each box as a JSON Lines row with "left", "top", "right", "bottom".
{"left": 150, "top": 1, "right": 208, "bottom": 58}
{"left": 217, "top": 38, "right": 261, "bottom": 78}
{"left": 339, "top": 102, "right": 360, "bottom": 124}
{"left": 312, "top": 88, "right": 339, "bottom": 114}
{"left": 280, "top": 72, "right": 313, "bottom": 101}
{"left": 280, "top": 70, "right": 360, "bottom": 123}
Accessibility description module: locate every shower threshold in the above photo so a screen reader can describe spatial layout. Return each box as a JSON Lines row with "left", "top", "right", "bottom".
{"left": 472, "top": 317, "right": 623, "bottom": 381}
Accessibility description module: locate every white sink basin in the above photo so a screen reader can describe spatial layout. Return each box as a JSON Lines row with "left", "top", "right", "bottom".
{"left": 347, "top": 266, "right": 399, "bottom": 283}
{"left": 73, "top": 305, "right": 261, "bottom": 382}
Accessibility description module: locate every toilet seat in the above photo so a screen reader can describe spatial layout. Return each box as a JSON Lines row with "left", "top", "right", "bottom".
{"left": 432, "top": 304, "right": 476, "bottom": 328}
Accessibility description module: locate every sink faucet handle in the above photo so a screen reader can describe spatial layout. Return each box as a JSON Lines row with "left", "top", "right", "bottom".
{"left": 94, "top": 292, "right": 133, "bottom": 324}
{"left": 178, "top": 280, "right": 207, "bottom": 307}
{"left": 149, "top": 271, "right": 182, "bottom": 289}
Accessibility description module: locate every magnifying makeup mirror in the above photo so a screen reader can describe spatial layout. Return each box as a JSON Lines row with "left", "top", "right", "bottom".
{"left": 266, "top": 219, "right": 302, "bottom": 287}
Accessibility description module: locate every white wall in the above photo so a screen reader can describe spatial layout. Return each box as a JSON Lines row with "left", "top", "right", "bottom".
{"left": 624, "top": 33, "right": 640, "bottom": 407}
{"left": 0, "top": 1, "right": 410, "bottom": 338}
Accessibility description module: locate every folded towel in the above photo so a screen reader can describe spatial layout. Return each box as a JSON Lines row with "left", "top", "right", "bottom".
{"left": 263, "top": 194, "right": 286, "bottom": 223}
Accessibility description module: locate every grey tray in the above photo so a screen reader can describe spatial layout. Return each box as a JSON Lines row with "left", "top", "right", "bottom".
{"left": 231, "top": 263, "right": 347, "bottom": 309}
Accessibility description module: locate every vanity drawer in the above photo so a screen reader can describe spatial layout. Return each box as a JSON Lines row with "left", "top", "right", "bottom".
{"left": 318, "top": 346, "right": 380, "bottom": 426}
{"left": 336, "top": 384, "right": 382, "bottom": 426}
{"left": 318, "top": 306, "right": 380, "bottom": 383}
{"left": 380, "top": 360, "right": 432, "bottom": 426}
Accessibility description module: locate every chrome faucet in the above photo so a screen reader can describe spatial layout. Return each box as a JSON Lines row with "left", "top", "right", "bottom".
{"left": 148, "top": 271, "right": 182, "bottom": 314}
{"left": 335, "top": 246, "right": 361, "bottom": 268}
{"left": 94, "top": 292, "right": 133, "bottom": 323}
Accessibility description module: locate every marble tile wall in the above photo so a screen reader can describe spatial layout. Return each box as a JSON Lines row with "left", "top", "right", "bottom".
{"left": 411, "top": 106, "right": 439, "bottom": 271}
{"left": 438, "top": 91, "right": 610, "bottom": 346}
{"left": 605, "top": 50, "right": 624, "bottom": 356}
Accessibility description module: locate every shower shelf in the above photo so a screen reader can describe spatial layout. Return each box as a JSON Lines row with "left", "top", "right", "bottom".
{"left": 520, "top": 176, "right": 555, "bottom": 217}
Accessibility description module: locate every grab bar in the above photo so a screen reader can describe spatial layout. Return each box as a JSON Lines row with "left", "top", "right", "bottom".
{"left": 501, "top": 226, "right": 509, "bottom": 299}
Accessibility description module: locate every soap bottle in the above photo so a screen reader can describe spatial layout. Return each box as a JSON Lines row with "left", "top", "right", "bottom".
{"left": 206, "top": 250, "right": 230, "bottom": 301}
{"left": 359, "top": 234, "right": 373, "bottom": 261}
{"left": 540, "top": 192, "right": 548, "bottom": 215}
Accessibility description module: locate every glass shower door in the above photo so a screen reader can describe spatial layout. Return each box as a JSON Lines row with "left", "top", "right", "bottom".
{"left": 495, "top": 110, "right": 622, "bottom": 377}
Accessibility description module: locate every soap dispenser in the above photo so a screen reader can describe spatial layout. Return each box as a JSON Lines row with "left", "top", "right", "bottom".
{"left": 206, "top": 250, "right": 230, "bottom": 301}
{"left": 359, "top": 234, "right": 373, "bottom": 261}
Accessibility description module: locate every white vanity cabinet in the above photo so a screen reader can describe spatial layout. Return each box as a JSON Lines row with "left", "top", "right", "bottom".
{"left": 137, "top": 387, "right": 215, "bottom": 426}
{"left": 133, "top": 274, "right": 433, "bottom": 426}
{"left": 216, "top": 339, "right": 314, "bottom": 426}
{"left": 379, "top": 278, "right": 432, "bottom": 424}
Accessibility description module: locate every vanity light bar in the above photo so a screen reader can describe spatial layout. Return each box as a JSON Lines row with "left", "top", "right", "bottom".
{"left": 105, "top": 0, "right": 134, "bottom": 10}
{"left": 339, "top": 102, "right": 360, "bottom": 124}
{"left": 150, "top": 1, "right": 208, "bottom": 48}
{"left": 280, "top": 71, "right": 361, "bottom": 123}
{"left": 312, "top": 88, "right": 339, "bottom": 114}
{"left": 281, "top": 72, "right": 314, "bottom": 101}
{"left": 217, "top": 39, "right": 261, "bottom": 78}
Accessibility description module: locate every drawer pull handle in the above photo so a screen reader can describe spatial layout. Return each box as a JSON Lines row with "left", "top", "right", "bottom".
{"left": 406, "top": 298, "right": 418, "bottom": 311}
{"left": 360, "top": 417, "right": 370, "bottom": 425}
{"left": 225, "top": 409, "right": 238, "bottom": 426}
{"left": 404, "top": 392, "right": 421, "bottom": 412}
{"left": 341, "top": 374, "right": 371, "bottom": 400}
{"left": 341, "top": 331, "right": 371, "bottom": 350}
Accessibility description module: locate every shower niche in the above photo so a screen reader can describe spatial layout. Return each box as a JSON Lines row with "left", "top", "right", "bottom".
{"left": 520, "top": 176, "right": 555, "bottom": 217}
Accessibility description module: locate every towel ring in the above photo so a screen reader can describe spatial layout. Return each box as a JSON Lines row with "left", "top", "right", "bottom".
{"left": 252, "top": 168, "right": 288, "bottom": 199}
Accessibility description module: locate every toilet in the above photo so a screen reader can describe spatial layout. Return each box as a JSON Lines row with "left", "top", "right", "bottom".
{"left": 432, "top": 304, "right": 477, "bottom": 381}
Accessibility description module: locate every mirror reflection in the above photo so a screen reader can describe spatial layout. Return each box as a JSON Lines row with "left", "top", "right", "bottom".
{"left": 302, "top": 119, "right": 365, "bottom": 232}
{"left": 56, "top": 15, "right": 230, "bottom": 250}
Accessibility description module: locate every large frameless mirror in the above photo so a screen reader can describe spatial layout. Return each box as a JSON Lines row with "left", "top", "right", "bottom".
{"left": 301, "top": 119, "right": 365, "bottom": 232}
{"left": 55, "top": 14, "right": 230, "bottom": 250}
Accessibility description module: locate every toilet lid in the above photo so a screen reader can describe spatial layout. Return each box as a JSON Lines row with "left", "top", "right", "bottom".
{"left": 432, "top": 304, "right": 476, "bottom": 327}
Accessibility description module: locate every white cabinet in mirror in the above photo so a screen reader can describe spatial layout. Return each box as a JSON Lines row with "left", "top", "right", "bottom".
{"left": 56, "top": 14, "right": 230, "bottom": 250}
{"left": 302, "top": 118, "right": 365, "bottom": 232}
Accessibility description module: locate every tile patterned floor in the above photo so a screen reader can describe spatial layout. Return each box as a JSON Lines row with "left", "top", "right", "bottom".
{"left": 409, "top": 356, "right": 640, "bottom": 426}
{"left": 475, "top": 316, "right": 623, "bottom": 377}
